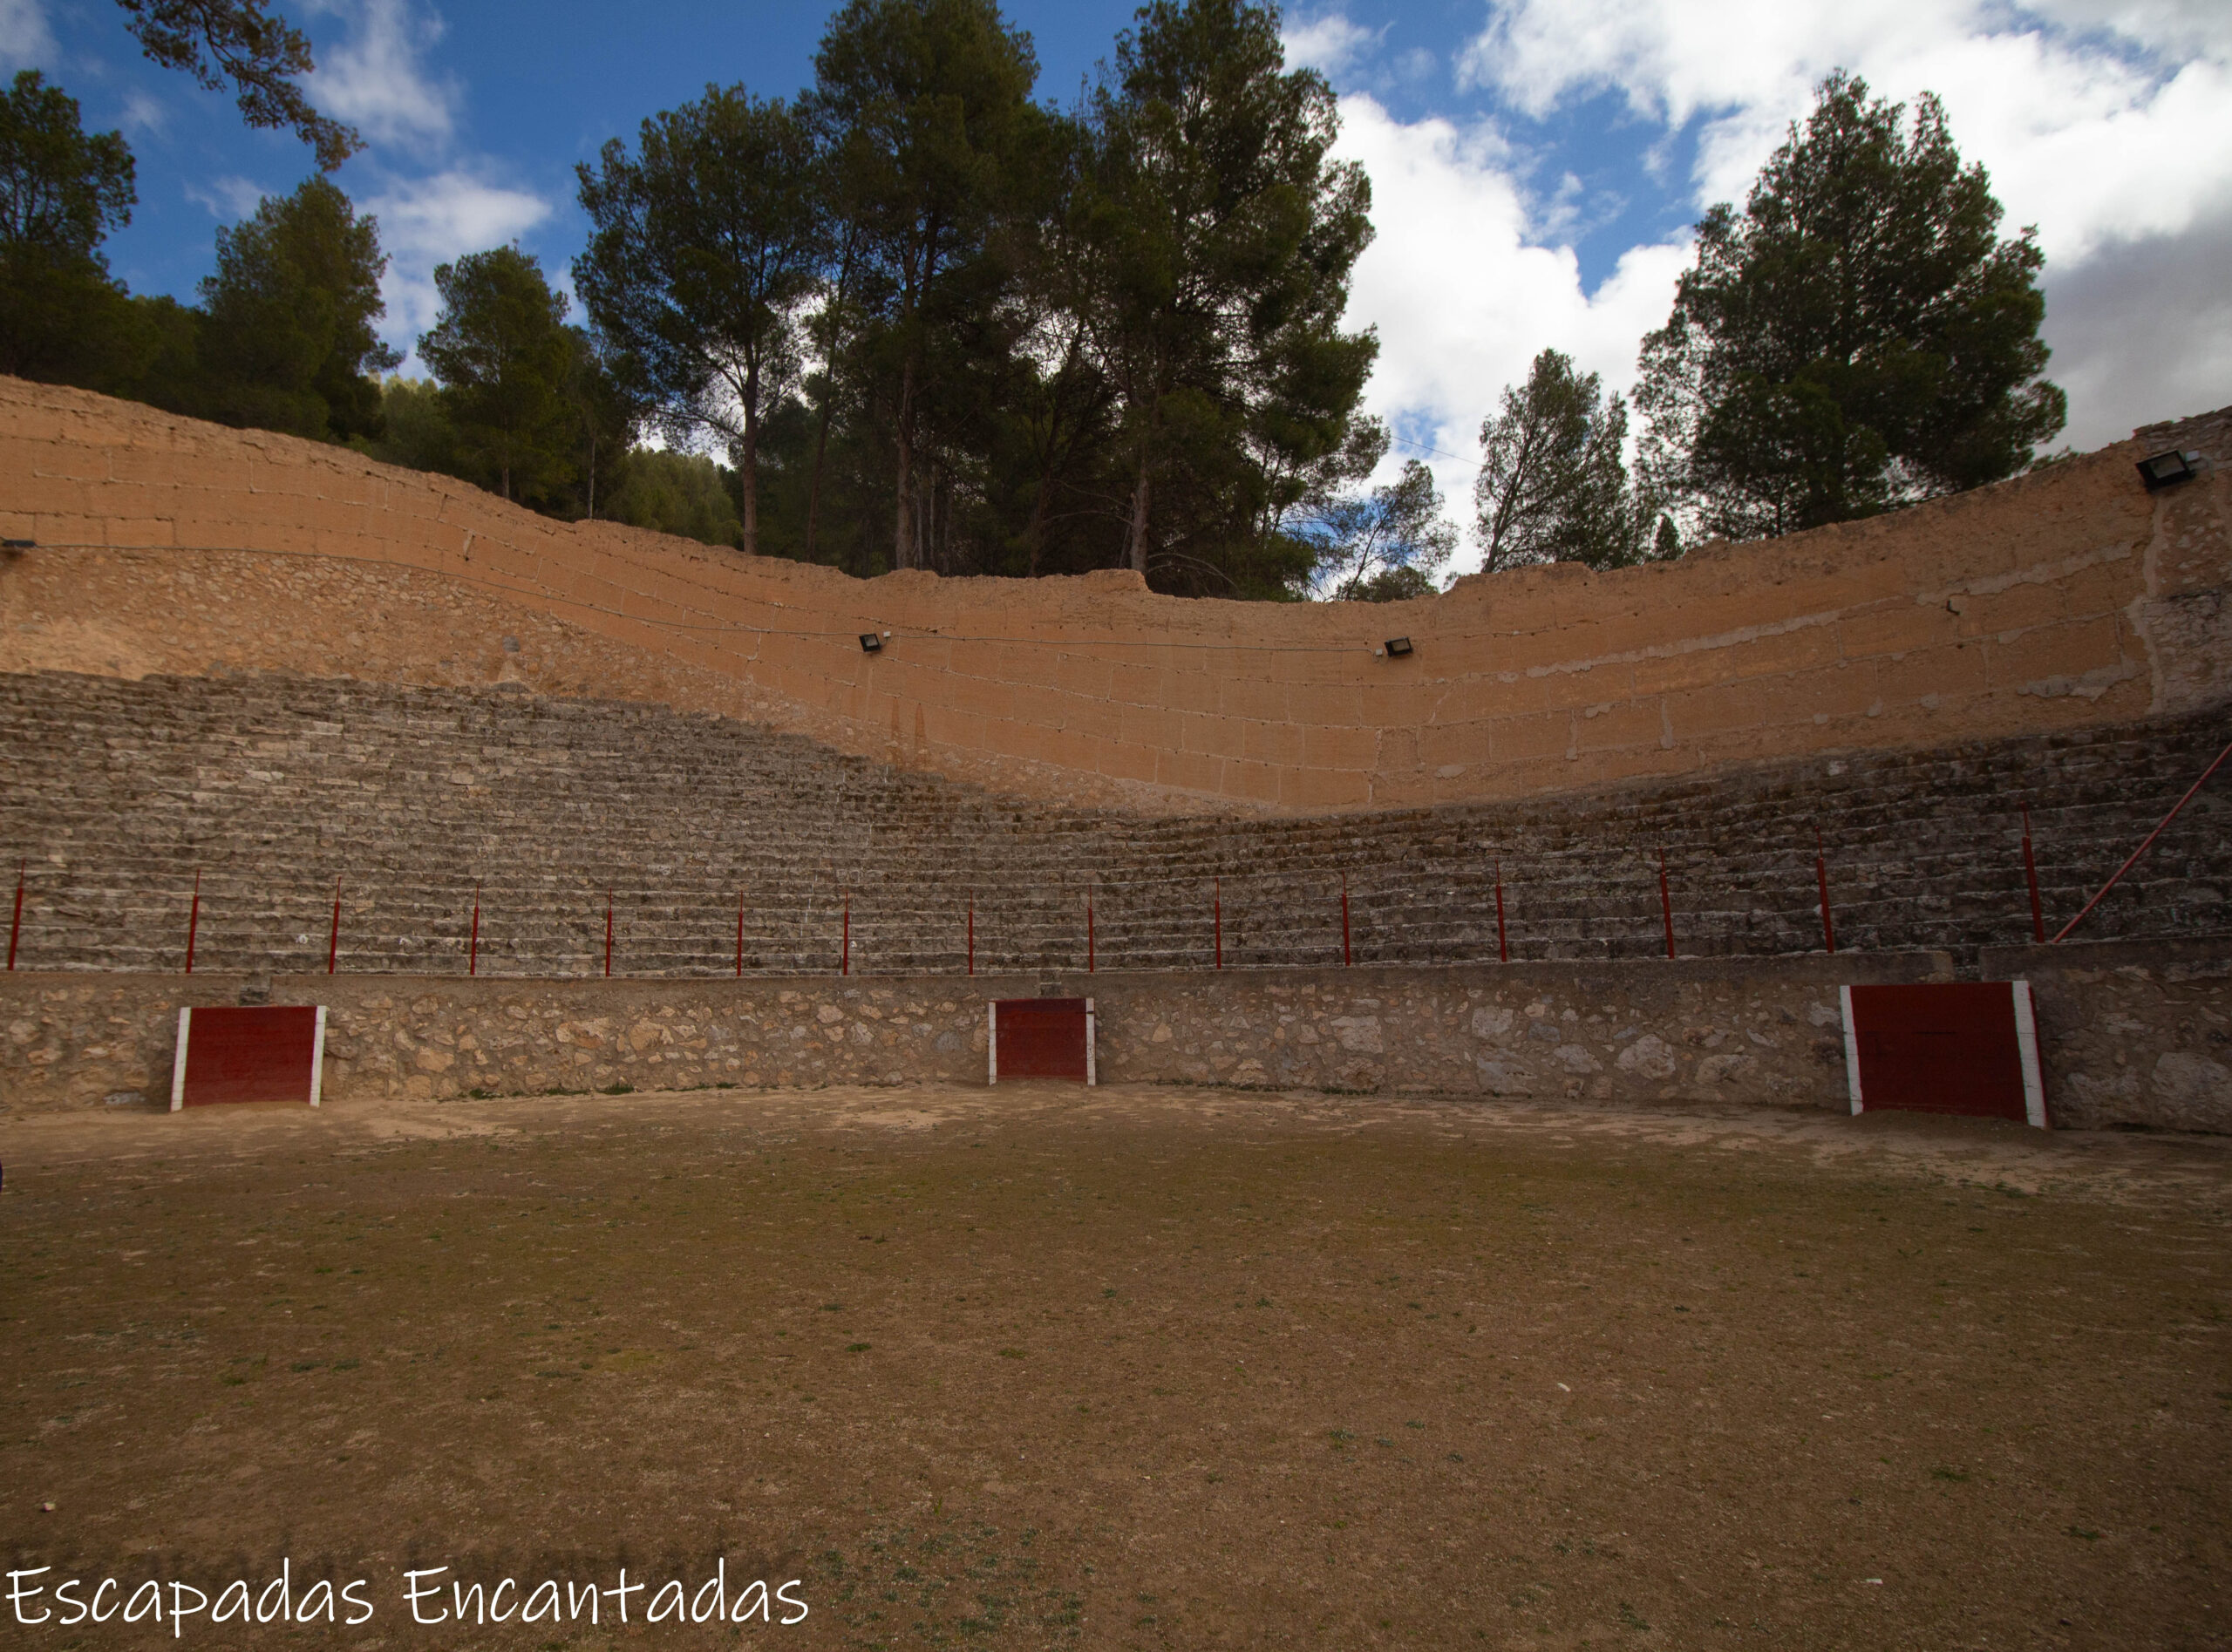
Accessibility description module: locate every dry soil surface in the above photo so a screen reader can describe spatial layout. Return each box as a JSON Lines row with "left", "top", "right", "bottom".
{"left": 3, "top": 1083, "right": 2229, "bottom": 1651}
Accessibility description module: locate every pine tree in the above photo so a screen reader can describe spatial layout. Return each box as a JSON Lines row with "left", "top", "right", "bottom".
{"left": 1637, "top": 72, "right": 2065, "bottom": 540}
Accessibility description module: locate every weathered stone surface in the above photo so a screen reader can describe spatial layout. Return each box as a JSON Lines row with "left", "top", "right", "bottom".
{"left": 0, "top": 672, "right": 2223, "bottom": 982}
{"left": 0, "top": 954, "right": 1959, "bottom": 1114}
{"left": 1983, "top": 937, "right": 2232, "bottom": 1131}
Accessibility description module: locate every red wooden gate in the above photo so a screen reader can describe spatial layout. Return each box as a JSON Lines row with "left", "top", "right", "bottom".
{"left": 170, "top": 1005, "right": 328, "bottom": 1109}
{"left": 989, "top": 997, "right": 1095, "bottom": 1084}
{"left": 1839, "top": 982, "right": 2044, "bottom": 1126}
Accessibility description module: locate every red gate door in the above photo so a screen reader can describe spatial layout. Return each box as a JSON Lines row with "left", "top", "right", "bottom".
{"left": 170, "top": 1005, "right": 328, "bottom": 1108}
{"left": 1839, "top": 982, "right": 2044, "bottom": 1126}
{"left": 990, "top": 998, "right": 1094, "bottom": 1084}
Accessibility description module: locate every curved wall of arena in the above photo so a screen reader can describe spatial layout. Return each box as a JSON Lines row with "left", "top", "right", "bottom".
{"left": 1, "top": 377, "right": 2225, "bottom": 816}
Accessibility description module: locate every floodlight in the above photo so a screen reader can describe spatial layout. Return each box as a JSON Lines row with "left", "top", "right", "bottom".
{"left": 2137, "top": 450, "right": 2199, "bottom": 491}
{"left": 1382, "top": 636, "right": 1414, "bottom": 658}
{"left": 859, "top": 633, "right": 883, "bottom": 654}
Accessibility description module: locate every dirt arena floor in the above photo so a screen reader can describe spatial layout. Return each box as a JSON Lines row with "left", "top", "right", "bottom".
{"left": 3, "top": 1081, "right": 2228, "bottom": 1651}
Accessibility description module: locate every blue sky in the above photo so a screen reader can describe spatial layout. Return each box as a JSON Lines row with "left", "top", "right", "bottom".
{"left": 6, "top": 0, "right": 2229, "bottom": 574}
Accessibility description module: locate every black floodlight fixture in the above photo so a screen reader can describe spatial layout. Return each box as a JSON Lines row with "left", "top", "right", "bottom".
{"left": 2137, "top": 450, "right": 2199, "bottom": 490}
{"left": 858, "top": 632, "right": 883, "bottom": 654}
{"left": 0, "top": 538, "right": 31, "bottom": 552}
{"left": 1381, "top": 636, "right": 1414, "bottom": 658}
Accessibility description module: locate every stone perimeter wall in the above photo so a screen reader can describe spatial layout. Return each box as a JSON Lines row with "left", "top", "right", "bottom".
{"left": 2, "top": 377, "right": 2226, "bottom": 817}
{"left": 6, "top": 945, "right": 2224, "bottom": 1132}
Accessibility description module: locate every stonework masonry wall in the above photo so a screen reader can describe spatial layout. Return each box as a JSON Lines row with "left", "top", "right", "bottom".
{"left": 1980, "top": 938, "right": 2232, "bottom": 1132}
{"left": 1, "top": 671, "right": 2224, "bottom": 978}
{"left": 2, "top": 377, "right": 2226, "bottom": 817}
{"left": 4, "top": 944, "right": 2225, "bottom": 1133}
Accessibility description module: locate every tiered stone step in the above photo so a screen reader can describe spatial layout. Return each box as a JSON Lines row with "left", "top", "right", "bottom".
{"left": 1, "top": 670, "right": 2223, "bottom": 977}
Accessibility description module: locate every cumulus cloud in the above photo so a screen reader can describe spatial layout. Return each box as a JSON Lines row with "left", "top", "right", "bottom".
{"left": 306, "top": 0, "right": 460, "bottom": 153}
{"left": 363, "top": 169, "right": 554, "bottom": 364}
{"left": 1331, "top": 95, "right": 1692, "bottom": 571}
{"left": 1284, "top": 10, "right": 1380, "bottom": 78}
{"left": 0, "top": 0, "right": 55, "bottom": 71}
{"left": 1456, "top": 0, "right": 2232, "bottom": 444}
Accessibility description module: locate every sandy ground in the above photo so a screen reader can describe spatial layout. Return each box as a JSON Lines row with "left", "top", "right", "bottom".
{"left": 3, "top": 1081, "right": 2228, "bottom": 1650}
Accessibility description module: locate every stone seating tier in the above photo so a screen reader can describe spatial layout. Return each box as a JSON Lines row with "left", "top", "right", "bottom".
{"left": 2, "top": 670, "right": 2224, "bottom": 978}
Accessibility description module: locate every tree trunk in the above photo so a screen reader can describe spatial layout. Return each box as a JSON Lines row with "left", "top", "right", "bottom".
{"left": 893, "top": 357, "right": 917, "bottom": 571}
{"left": 805, "top": 397, "right": 833, "bottom": 563}
{"left": 1024, "top": 479, "right": 1048, "bottom": 577}
{"left": 1126, "top": 456, "right": 1151, "bottom": 574}
{"left": 739, "top": 359, "right": 760, "bottom": 558}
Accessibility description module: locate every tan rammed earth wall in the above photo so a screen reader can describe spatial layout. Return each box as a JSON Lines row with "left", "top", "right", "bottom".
{"left": 1, "top": 377, "right": 2226, "bottom": 816}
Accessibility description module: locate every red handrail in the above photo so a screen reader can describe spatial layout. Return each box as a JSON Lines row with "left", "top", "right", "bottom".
{"left": 2052, "top": 738, "right": 2232, "bottom": 943}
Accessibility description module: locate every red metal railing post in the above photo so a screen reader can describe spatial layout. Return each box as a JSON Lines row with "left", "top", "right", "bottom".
{"left": 1086, "top": 891, "right": 1095, "bottom": 974}
{"left": 1340, "top": 871, "right": 1351, "bottom": 967}
{"left": 469, "top": 882, "right": 481, "bottom": 976}
{"left": 603, "top": 887, "right": 614, "bottom": 978}
{"left": 185, "top": 868, "right": 201, "bottom": 975}
{"left": 736, "top": 890, "right": 745, "bottom": 977}
{"left": 2021, "top": 806, "right": 2045, "bottom": 945}
{"left": 7, "top": 857, "right": 24, "bottom": 971}
{"left": 327, "top": 875, "right": 341, "bottom": 975}
{"left": 2052, "top": 736, "right": 2232, "bottom": 944}
{"left": 966, "top": 893, "right": 975, "bottom": 976}
{"left": 1214, "top": 878, "right": 1223, "bottom": 970}
{"left": 1657, "top": 848, "right": 1675, "bottom": 961}
{"left": 1815, "top": 827, "right": 1836, "bottom": 955}
{"left": 841, "top": 892, "right": 850, "bottom": 976}
{"left": 1494, "top": 858, "right": 1508, "bottom": 963}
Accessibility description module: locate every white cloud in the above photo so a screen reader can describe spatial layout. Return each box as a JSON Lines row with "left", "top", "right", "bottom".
{"left": 1332, "top": 94, "right": 1692, "bottom": 573}
{"left": 0, "top": 0, "right": 55, "bottom": 71}
{"left": 184, "top": 174, "right": 274, "bottom": 221}
{"left": 1447, "top": 0, "right": 2232, "bottom": 446}
{"left": 363, "top": 169, "right": 554, "bottom": 364}
{"left": 307, "top": 0, "right": 460, "bottom": 153}
{"left": 1284, "top": 10, "right": 1379, "bottom": 78}
{"left": 119, "top": 89, "right": 167, "bottom": 136}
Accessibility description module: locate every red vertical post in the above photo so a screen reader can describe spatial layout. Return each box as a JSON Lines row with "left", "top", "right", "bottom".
{"left": 1214, "top": 878, "right": 1223, "bottom": 970}
{"left": 1494, "top": 858, "right": 1508, "bottom": 963}
{"left": 2021, "top": 806, "right": 2045, "bottom": 945}
{"left": 326, "top": 875, "right": 341, "bottom": 975}
{"left": 1814, "top": 827, "right": 1836, "bottom": 955}
{"left": 841, "top": 892, "right": 851, "bottom": 976}
{"left": 469, "top": 882, "right": 481, "bottom": 976}
{"left": 7, "top": 858, "right": 24, "bottom": 971}
{"left": 1086, "top": 891, "right": 1095, "bottom": 973}
{"left": 966, "top": 893, "right": 975, "bottom": 976}
{"left": 1657, "top": 848, "right": 1675, "bottom": 961}
{"left": 736, "top": 890, "right": 745, "bottom": 977}
{"left": 185, "top": 868, "right": 201, "bottom": 975}
{"left": 1340, "top": 871, "right": 1351, "bottom": 967}
{"left": 603, "top": 887, "right": 614, "bottom": 978}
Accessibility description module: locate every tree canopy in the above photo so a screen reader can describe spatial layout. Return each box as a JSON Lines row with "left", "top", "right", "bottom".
{"left": 577, "top": 87, "right": 825, "bottom": 555}
{"left": 114, "top": 0, "right": 358, "bottom": 168}
{"left": 0, "top": 70, "right": 140, "bottom": 383}
{"left": 1637, "top": 71, "right": 2065, "bottom": 540}
{"left": 194, "top": 176, "right": 398, "bottom": 441}
{"left": 1474, "top": 349, "right": 1670, "bottom": 573}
